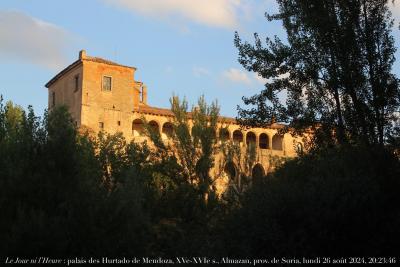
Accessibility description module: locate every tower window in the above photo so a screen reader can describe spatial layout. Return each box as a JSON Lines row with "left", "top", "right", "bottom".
{"left": 296, "top": 142, "right": 303, "bottom": 154}
{"left": 99, "top": 122, "right": 104, "bottom": 130}
{"left": 52, "top": 91, "right": 56, "bottom": 107}
{"left": 117, "top": 121, "right": 121, "bottom": 126}
{"left": 74, "top": 75, "right": 79, "bottom": 92}
{"left": 102, "top": 76, "right": 112, "bottom": 91}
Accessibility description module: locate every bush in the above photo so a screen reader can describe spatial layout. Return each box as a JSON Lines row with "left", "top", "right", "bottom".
{"left": 222, "top": 146, "right": 400, "bottom": 257}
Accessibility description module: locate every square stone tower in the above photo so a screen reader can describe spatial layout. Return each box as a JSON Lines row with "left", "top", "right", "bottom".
{"left": 45, "top": 50, "right": 148, "bottom": 134}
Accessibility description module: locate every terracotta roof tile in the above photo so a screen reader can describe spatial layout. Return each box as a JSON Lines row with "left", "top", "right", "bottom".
{"left": 84, "top": 56, "right": 136, "bottom": 70}
{"left": 135, "top": 106, "right": 174, "bottom": 117}
{"left": 45, "top": 55, "right": 136, "bottom": 88}
{"left": 45, "top": 59, "right": 81, "bottom": 88}
{"left": 133, "top": 105, "right": 284, "bottom": 129}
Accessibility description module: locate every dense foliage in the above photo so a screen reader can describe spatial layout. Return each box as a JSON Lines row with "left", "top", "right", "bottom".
{"left": 0, "top": 99, "right": 224, "bottom": 257}
{"left": 1, "top": 97, "right": 399, "bottom": 259}
{"left": 222, "top": 146, "right": 400, "bottom": 257}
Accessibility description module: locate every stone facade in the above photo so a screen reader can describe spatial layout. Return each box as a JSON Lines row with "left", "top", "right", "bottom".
{"left": 45, "top": 50, "right": 302, "bottom": 192}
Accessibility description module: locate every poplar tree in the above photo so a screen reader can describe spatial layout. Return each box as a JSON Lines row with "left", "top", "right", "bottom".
{"left": 235, "top": 0, "right": 400, "bottom": 148}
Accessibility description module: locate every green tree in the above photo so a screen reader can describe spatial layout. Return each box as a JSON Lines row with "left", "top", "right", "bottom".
{"left": 235, "top": 0, "right": 400, "bottom": 149}
{"left": 144, "top": 95, "right": 221, "bottom": 203}
{"left": 144, "top": 95, "right": 257, "bottom": 203}
{"left": 0, "top": 102, "right": 151, "bottom": 257}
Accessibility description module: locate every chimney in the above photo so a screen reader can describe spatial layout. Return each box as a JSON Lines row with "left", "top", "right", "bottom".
{"left": 142, "top": 84, "right": 148, "bottom": 105}
{"left": 79, "top": 50, "right": 87, "bottom": 60}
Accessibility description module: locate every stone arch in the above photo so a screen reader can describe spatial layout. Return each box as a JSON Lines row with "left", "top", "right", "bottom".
{"left": 132, "top": 119, "right": 144, "bottom": 137}
{"left": 224, "top": 161, "right": 237, "bottom": 181}
{"left": 219, "top": 128, "right": 230, "bottom": 142}
{"left": 162, "top": 122, "right": 174, "bottom": 139}
{"left": 295, "top": 142, "right": 303, "bottom": 154}
{"left": 252, "top": 163, "right": 265, "bottom": 180}
{"left": 246, "top": 131, "right": 256, "bottom": 146}
{"left": 148, "top": 120, "right": 160, "bottom": 133}
{"left": 233, "top": 130, "right": 243, "bottom": 144}
{"left": 272, "top": 134, "right": 283, "bottom": 150}
{"left": 259, "top": 133, "right": 269, "bottom": 149}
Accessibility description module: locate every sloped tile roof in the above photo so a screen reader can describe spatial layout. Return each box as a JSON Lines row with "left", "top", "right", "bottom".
{"left": 45, "top": 59, "right": 81, "bottom": 88}
{"left": 45, "top": 56, "right": 136, "bottom": 88}
{"left": 84, "top": 56, "right": 136, "bottom": 70}
{"left": 133, "top": 105, "right": 284, "bottom": 129}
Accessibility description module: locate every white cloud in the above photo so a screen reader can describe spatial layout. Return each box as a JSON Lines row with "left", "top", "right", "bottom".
{"left": 390, "top": 1, "right": 400, "bottom": 17}
{"left": 193, "top": 66, "right": 209, "bottom": 77}
{"left": 253, "top": 73, "right": 268, "bottom": 84}
{"left": 222, "top": 68, "right": 252, "bottom": 84}
{"left": 0, "top": 10, "right": 72, "bottom": 70}
{"left": 222, "top": 68, "right": 290, "bottom": 87}
{"left": 254, "top": 72, "right": 290, "bottom": 85}
{"left": 103, "top": 0, "right": 245, "bottom": 29}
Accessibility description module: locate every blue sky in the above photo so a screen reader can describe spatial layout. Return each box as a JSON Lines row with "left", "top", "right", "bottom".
{"left": 1, "top": 0, "right": 400, "bottom": 117}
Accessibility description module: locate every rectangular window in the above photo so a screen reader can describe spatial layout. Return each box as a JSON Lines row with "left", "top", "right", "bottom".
{"left": 102, "top": 76, "right": 112, "bottom": 91}
{"left": 74, "top": 75, "right": 79, "bottom": 92}
{"left": 52, "top": 91, "right": 55, "bottom": 107}
{"left": 117, "top": 121, "right": 121, "bottom": 126}
{"left": 99, "top": 122, "right": 104, "bottom": 130}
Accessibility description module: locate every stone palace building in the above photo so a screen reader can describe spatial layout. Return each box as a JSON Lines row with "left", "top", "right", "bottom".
{"left": 45, "top": 50, "right": 302, "bottom": 192}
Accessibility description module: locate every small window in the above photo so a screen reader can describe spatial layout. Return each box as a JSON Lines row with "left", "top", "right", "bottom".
{"left": 52, "top": 91, "right": 56, "bottom": 107}
{"left": 74, "top": 75, "right": 79, "bottom": 92}
{"left": 296, "top": 143, "right": 303, "bottom": 154}
{"left": 99, "top": 122, "right": 104, "bottom": 130}
{"left": 102, "top": 76, "right": 112, "bottom": 91}
{"left": 117, "top": 121, "right": 121, "bottom": 126}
